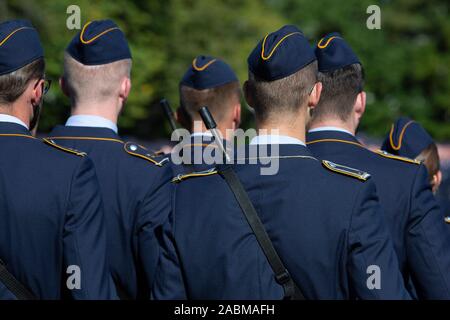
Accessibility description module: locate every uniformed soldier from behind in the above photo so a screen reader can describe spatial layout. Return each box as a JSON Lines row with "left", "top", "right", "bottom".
{"left": 0, "top": 19, "right": 113, "bottom": 299}
{"left": 382, "top": 117, "right": 443, "bottom": 194}
{"left": 306, "top": 33, "right": 450, "bottom": 299}
{"left": 153, "top": 25, "right": 410, "bottom": 299}
{"left": 47, "top": 20, "right": 172, "bottom": 300}
{"left": 171, "top": 55, "right": 241, "bottom": 173}
{"left": 382, "top": 117, "right": 450, "bottom": 228}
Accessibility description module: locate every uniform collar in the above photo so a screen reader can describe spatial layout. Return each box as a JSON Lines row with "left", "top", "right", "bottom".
{"left": 0, "top": 121, "right": 32, "bottom": 136}
{"left": 250, "top": 134, "right": 306, "bottom": 146}
{"left": 0, "top": 114, "right": 29, "bottom": 130}
{"left": 66, "top": 115, "right": 118, "bottom": 134}
{"left": 308, "top": 126, "right": 353, "bottom": 136}
{"left": 49, "top": 124, "right": 121, "bottom": 140}
{"left": 306, "top": 129, "right": 361, "bottom": 145}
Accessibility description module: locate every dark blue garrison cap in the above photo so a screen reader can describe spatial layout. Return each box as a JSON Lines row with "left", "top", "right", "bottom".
{"left": 315, "top": 32, "right": 360, "bottom": 72}
{"left": 381, "top": 117, "right": 434, "bottom": 159}
{"left": 180, "top": 55, "right": 238, "bottom": 90}
{"left": 66, "top": 19, "right": 131, "bottom": 66}
{"left": 0, "top": 19, "right": 43, "bottom": 76}
{"left": 247, "top": 25, "right": 316, "bottom": 81}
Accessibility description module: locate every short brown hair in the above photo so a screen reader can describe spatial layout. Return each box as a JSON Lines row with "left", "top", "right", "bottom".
{"left": 313, "top": 63, "right": 364, "bottom": 122}
{"left": 63, "top": 53, "right": 132, "bottom": 104}
{"left": 246, "top": 61, "right": 318, "bottom": 123}
{"left": 0, "top": 58, "right": 45, "bottom": 106}
{"left": 179, "top": 81, "right": 241, "bottom": 123}
{"left": 416, "top": 143, "right": 440, "bottom": 182}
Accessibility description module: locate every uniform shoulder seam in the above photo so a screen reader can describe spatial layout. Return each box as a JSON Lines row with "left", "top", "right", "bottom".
{"left": 42, "top": 138, "right": 87, "bottom": 157}
{"left": 374, "top": 150, "right": 420, "bottom": 165}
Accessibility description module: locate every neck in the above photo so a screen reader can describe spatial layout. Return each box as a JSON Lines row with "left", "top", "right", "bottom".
{"left": 71, "top": 101, "right": 119, "bottom": 124}
{"left": 0, "top": 101, "right": 31, "bottom": 128}
{"left": 309, "top": 118, "right": 356, "bottom": 135}
{"left": 256, "top": 115, "right": 306, "bottom": 142}
{"left": 191, "top": 120, "right": 235, "bottom": 140}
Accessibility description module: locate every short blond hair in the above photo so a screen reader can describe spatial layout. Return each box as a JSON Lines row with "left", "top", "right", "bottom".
{"left": 63, "top": 53, "right": 132, "bottom": 104}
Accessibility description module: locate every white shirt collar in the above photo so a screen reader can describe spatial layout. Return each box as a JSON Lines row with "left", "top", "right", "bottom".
{"left": 66, "top": 115, "right": 118, "bottom": 134}
{"left": 308, "top": 126, "right": 354, "bottom": 136}
{"left": 0, "top": 114, "right": 29, "bottom": 129}
{"left": 250, "top": 134, "right": 306, "bottom": 146}
{"left": 190, "top": 131, "right": 213, "bottom": 138}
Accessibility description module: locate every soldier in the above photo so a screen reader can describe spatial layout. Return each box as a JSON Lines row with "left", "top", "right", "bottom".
{"left": 47, "top": 20, "right": 172, "bottom": 299}
{"left": 0, "top": 19, "right": 113, "bottom": 299}
{"left": 306, "top": 32, "right": 450, "bottom": 299}
{"left": 171, "top": 55, "right": 241, "bottom": 173}
{"left": 381, "top": 117, "right": 442, "bottom": 194}
{"left": 154, "top": 25, "right": 410, "bottom": 299}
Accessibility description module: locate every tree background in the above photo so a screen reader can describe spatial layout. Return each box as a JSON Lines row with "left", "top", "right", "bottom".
{"left": 1, "top": 0, "right": 449, "bottom": 141}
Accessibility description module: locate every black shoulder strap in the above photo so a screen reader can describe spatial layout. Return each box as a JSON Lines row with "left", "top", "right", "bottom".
{"left": 217, "top": 164, "right": 305, "bottom": 300}
{"left": 0, "top": 259, "right": 37, "bottom": 300}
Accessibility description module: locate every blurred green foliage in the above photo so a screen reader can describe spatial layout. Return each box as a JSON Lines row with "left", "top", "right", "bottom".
{"left": 1, "top": 0, "right": 449, "bottom": 140}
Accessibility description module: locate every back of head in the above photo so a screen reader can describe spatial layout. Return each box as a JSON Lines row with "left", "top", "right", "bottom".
{"left": 382, "top": 117, "right": 441, "bottom": 190}
{"left": 0, "top": 19, "right": 45, "bottom": 108}
{"left": 245, "top": 25, "right": 318, "bottom": 123}
{"left": 179, "top": 55, "right": 240, "bottom": 127}
{"left": 312, "top": 33, "right": 364, "bottom": 123}
{"left": 63, "top": 19, "right": 132, "bottom": 106}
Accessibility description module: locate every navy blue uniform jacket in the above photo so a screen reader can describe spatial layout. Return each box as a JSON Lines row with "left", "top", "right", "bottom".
{"left": 307, "top": 130, "right": 450, "bottom": 299}
{"left": 0, "top": 122, "right": 112, "bottom": 299}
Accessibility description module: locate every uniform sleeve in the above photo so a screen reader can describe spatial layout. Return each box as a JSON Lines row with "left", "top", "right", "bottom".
{"left": 406, "top": 165, "right": 450, "bottom": 299}
{"left": 63, "top": 157, "right": 115, "bottom": 299}
{"left": 151, "top": 184, "right": 188, "bottom": 300}
{"left": 347, "top": 180, "right": 411, "bottom": 300}
{"left": 134, "top": 165, "right": 175, "bottom": 298}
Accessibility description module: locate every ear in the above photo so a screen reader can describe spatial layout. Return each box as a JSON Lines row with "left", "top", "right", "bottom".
{"left": 243, "top": 81, "right": 253, "bottom": 108}
{"left": 232, "top": 101, "right": 241, "bottom": 129}
{"left": 354, "top": 91, "right": 366, "bottom": 121}
{"left": 31, "top": 78, "right": 45, "bottom": 106}
{"left": 432, "top": 170, "right": 443, "bottom": 194}
{"left": 119, "top": 77, "right": 131, "bottom": 100}
{"left": 176, "top": 106, "right": 192, "bottom": 131}
{"left": 308, "top": 82, "right": 322, "bottom": 108}
{"left": 59, "top": 77, "right": 70, "bottom": 98}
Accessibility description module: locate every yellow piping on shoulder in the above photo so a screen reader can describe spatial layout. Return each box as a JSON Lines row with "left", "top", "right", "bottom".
{"left": 123, "top": 142, "right": 168, "bottom": 167}
{"left": 172, "top": 168, "right": 218, "bottom": 183}
{"left": 306, "top": 138, "right": 364, "bottom": 148}
{"left": 0, "top": 133, "right": 35, "bottom": 139}
{"left": 42, "top": 138, "right": 86, "bottom": 157}
{"left": 375, "top": 150, "right": 420, "bottom": 165}
{"left": 48, "top": 136, "right": 124, "bottom": 144}
{"left": 322, "top": 160, "right": 370, "bottom": 181}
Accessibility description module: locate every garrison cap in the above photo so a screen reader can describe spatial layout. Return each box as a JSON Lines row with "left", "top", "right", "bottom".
{"left": 180, "top": 55, "right": 238, "bottom": 90}
{"left": 247, "top": 25, "right": 316, "bottom": 81}
{"left": 315, "top": 32, "right": 360, "bottom": 72}
{"left": 66, "top": 19, "right": 131, "bottom": 66}
{"left": 0, "top": 19, "right": 43, "bottom": 76}
{"left": 381, "top": 117, "right": 434, "bottom": 159}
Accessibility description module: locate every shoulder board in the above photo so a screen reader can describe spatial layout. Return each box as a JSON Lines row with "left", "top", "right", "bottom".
{"left": 375, "top": 150, "right": 421, "bottom": 165}
{"left": 42, "top": 138, "right": 86, "bottom": 157}
{"left": 322, "top": 160, "right": 371, "bottom": 181}
{"left": 124, "top": 142, "right": 169, "bottom": 167}
{"left": 445, "top": 216, "right": 450, "bottom": 224}
{"left": 172, "top": 168, "right": 218, "bottom": 183}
